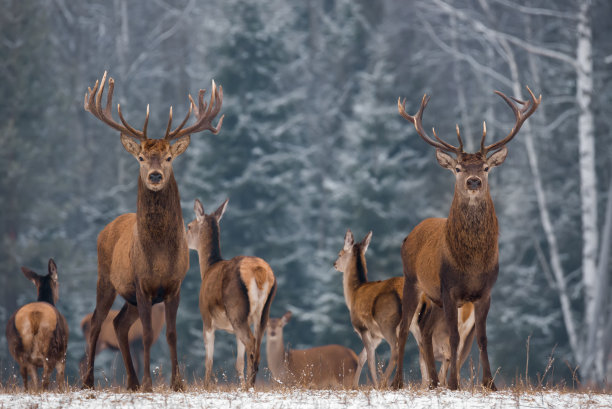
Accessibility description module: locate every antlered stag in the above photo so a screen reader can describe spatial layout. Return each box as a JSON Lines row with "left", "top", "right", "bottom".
{"left": 79, "top": 303, "right": 165, "bottom": 377}
{"left": 391, "top": 87, "right": 541, "bottom": 390}
{"left": 266, "top": 311, "right": 358, "bottom": 388}
{"left": 6, "top": 259, "right": 69, "bottom": 390}
{"left": 187, "top": 199, "right": 276, "bottom": 387}
{"left": 82, "top": 72, "right": 223, "bottom": 391}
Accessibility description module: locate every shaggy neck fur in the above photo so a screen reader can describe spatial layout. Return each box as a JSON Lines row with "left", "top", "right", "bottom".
{"left": 446, "top": 189, "right": 499, "bottom": 272}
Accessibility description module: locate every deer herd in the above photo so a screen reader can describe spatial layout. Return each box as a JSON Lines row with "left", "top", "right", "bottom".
{"left": 5, "top": 71, "right": 541, "bottom": 392}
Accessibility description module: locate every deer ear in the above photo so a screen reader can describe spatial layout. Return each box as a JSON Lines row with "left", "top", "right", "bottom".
{"left": 343, "top": 229, "right": 354, "bottom": 251}
{"left": 361, "top": 231, "right": 373, "bottom": 253}
{"left": 171, "top": 135, "right": 191, "bottom": 157}
{"left": 213, "top": 198, "right": 229, "bottom": 222}
{"left": 435, "top": 149, "right": 457, "bottom": 170}
{"left": 20, "top": 267, "right": 39, "bottom": 285}
{"left": 120, "top": 133, "right": 141, "bottom": 157}
{"left": 48, "top": 259, "right": 58, "bottom": 281}
{"left": 194, "top": 199, "right": 205, "bottom": 222}
{"left": 281, "top": 311, "right": 292, "bottom": 325}
{"left": 486, "top": 146, "right": 508, "bottom": 168}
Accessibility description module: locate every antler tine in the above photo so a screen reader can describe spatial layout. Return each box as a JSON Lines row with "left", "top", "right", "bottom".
{"left": 484, "top": 86, "right": 541, "bottom": 154}
{"left": 165, "top": 80, "right": 224, "bottom": 141}
{"left": 83, "top": 71, "right": 147, "bottom": 141}
{"left": 480, "top": 121, "right": 487, "bottom": 152}
{"left": 398, "top": 94, "right": 462, "bottom": 154}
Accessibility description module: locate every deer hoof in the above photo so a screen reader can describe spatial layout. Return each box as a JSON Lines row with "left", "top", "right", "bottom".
{"left": 171, "top": 379, "right": 184, "bottom": 392}
{"left": 390, "top": 376, "right": 403, "bottom": 390}
{"left": 483, "top": 379, "right": 497, "bottom": 391}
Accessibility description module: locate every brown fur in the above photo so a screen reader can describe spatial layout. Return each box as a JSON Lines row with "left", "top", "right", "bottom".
{"left": 6, "top": 260, "right": 69, "bottom": 391}
{"left": 266, "top": 312, "right": 358, "bottom": 388}
{"left": 187, "top": 199, "right": 277, "bottom": 388}
{"left": 392, "top": 89, "right": 539, "bottom": 391}
{"left": 334, "top": 230, "right": 403, "bottom": 388}
{"left": 79, "top": 303, "right": 165, "bottom": 376}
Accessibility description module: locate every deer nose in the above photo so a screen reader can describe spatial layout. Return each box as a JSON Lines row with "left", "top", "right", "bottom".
{"left": 149, "top": 172, "right": 163, "bottom": 183}
{"left": 466, "top": 177, "right": 482, "bottom": 190}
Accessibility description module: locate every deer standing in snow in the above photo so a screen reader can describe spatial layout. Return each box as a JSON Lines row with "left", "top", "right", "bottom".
{"left": 6, "top": 259, "right": 69, "bottom": 390}
{"left": 187, "top": 198, "right": 276, "bottom": 387}
{"left": 81, "top": 71, "right": 223, "bottom": 391}
{"left": 391, "top": 87, "right": 541, "bottom": 390}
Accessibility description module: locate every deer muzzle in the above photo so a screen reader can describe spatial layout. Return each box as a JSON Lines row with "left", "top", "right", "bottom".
{"left": 466, "top": 177, "right": 482, "bottom": 190}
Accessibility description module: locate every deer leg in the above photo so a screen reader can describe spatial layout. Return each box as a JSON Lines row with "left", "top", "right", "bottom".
{"left": 164, "top": 295, "right": 183, "bottom": 391}
{"left": 83, "top": 278, "right": 116, "bottom": 389}
{"left": 27, "top": 364, "right": 38, "bottom": 391}
{"left": 391, "top": 276, "right": 419, "bottom": 389}
{"left": 418, "top": 303, "right": 439, "bottom": 389}
{"left": 20, "top": 365, "right": 28, "bottom": 391}
{"left": 113, "top": 302, "right": 139, "bottom": 391}
{"left": 361, "top": 332, "right": 381, "bottom": 388}
{"left": 203, "top": 327, "right": 215, "bottom": 386}
{"left": 135, "top": 290, "right": 153, "bottom": 392}
{"left": 42, "top": 360, "right": 53, "bottom": 390}
{"left": 380, "top": 327, "right": 399, "bottom": 388}
{"left": 235, "top": 338, "right": 246, "bottom": 384}
{"left": 442, "top": 289, "right": 459, "bottom": 390}
{"left": 354, "top": 348, "right": 367, "bottom": 387}
{"left": 253, "top": 281, "right": 275, "bottom": 385}
{"left": 233, "top": 322, "right": 256, "bottom": 388}
{"left": 56, "top": 360, "right": 66, "bottom": 391}
{"left": 475, "top": 295, "right": 496, "bottom": 391}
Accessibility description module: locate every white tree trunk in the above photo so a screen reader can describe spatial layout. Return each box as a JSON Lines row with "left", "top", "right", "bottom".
{"left": 576, "top": 0, "right": 600, "bottom": 383}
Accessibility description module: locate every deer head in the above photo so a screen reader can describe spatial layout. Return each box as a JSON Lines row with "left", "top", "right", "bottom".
{"left": 398, "top": 87, "right": 541, "bottom": 204}
{"left": 186, "top": 198, "right": 229, "bottom": 251}
{"left": 333, "top": 229, "right": 372, "bottom": 273}
{"left": 266, "top": 311, "right": 292, "bottom": 340}
{"left": 84, "top": 71, "right": 224, "bottom": 192}
{"left": 20, "top": 258, "right": 59, "bottom": 305}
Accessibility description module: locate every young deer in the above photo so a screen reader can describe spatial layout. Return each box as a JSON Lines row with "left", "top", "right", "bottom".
{"left": 391, "top": 88, "right": 541, "bottom": 390}
{"left": 6, "top": 259, "right": 69, "bottom": 390}
{"left": 411, "top": 297, "right": 475, "bottom": 387}
{"left": 79, "top": 303, "right": 166, "bottom": 377}
{"left": 82, "top": 72, "right": 223, "bottom": 391}
{"left": 187, "top": 199, "right": 277, "bottom": 388}
{"left": 266, "top": 311, "right": 358, "bottom": 388}
{"left": 333, "top": 230, "right": 403, "bottom": 388}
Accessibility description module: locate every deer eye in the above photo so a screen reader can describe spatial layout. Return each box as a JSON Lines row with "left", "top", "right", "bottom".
{"left": 455, "top": 167, "right": 461, "bottom": 173}
{"left": 138, "top": 156, "right": 144, "bottom": 162}
{"left": 166, "top": 156, "right": 172, "bottom": 162}
{"left": 484, "top": 166, "right": 489, "bottom": 172}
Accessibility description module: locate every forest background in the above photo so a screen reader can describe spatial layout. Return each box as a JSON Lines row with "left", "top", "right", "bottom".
{"left": 1, "top": 0, "right": 611, "bottom": 388}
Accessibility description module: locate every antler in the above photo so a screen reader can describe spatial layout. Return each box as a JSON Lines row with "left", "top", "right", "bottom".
{"left": 84, "top": 71, "right": 148, "bottom": 141}
{"left": 481, "top": 86, "right": 541, "bottom": 154}
{"left": 398, "top": 95, "right": 464, "bottom": 155}
{"left": 164, "top": 80, "right": 224, "bottom": 141}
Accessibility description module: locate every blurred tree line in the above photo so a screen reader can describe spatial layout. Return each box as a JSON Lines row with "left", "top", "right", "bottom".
{"left": 1, "top": 0, "right": 611, "bottom": 387}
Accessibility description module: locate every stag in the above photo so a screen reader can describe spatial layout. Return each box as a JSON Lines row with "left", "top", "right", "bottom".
{"left": 266, "top": 311, "right": 358, "bottom": 388}
{"left": 391, "top": 87, "right": 541, "bottom": 390}
{"left": 81, "top": 72, "right": 223, "bottom": 391}
{"left": 6, "top": 259, "right": 69, "bottom": 390}
{"left": 187, "top": 199, "right": 276, "bottom": 387}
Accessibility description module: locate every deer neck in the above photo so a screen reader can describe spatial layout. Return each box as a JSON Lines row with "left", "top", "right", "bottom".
{"left": 196, "top": 225, "right": 223, "bottom": 277}
{"left": 342, "top": 252, "right": 368, "bottom": 310}
{"left": 446, "top": 190, "right": 499, "bottom": 272}
{"left": 37, "top": 282, "right": 56, "bottom": 305}
{"left": 266, "top": 333, "right": 289, "bottom": 379}
{"left": 136, "top": 173, "right": 185, "bottom": 250}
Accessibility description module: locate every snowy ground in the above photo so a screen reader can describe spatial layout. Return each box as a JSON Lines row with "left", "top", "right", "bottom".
{"left": 1, "top": 388, "right": 611, "bottom": 409}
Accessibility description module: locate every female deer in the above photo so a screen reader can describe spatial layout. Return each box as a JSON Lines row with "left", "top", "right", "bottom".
{"left": 6, "top": 259, "right": 69, "bottom": 390}
{"left": 187, "top": 198, "right": 276, "bottom": 388}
